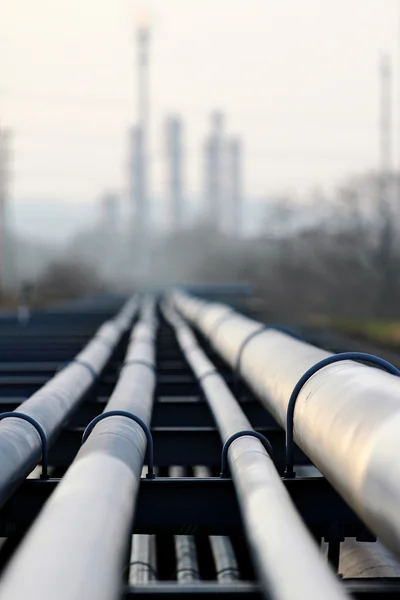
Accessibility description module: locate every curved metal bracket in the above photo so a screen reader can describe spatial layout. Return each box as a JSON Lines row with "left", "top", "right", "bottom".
{"left": 284, "top": 352, "right": 400, "bottom": 478}
{"left": 220, "top": 429, "right": 274, "bottom": 478}
{"left": 82, "top": 410, "right": 155, "bottom": 479}
{"left": 0, "top": 412, "right": 49, "bottom": 479}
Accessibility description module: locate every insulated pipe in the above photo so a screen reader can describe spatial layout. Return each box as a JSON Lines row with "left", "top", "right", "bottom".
{"left": 129, "top": 467, "right": 157, "bottom": 584}
{"left": 164, "top": 304, "right": 348, "bottom": 600}
{"left": 0, "top": 297, "right": 157, "bottom": 600}
{"left": 170, "top": 466, "right": 201, "bottom": 584}
{"left": 170, "top": 291, "right": 400, "bottom": 560}
{"left": 129, "top": 534, "right": 157, "bottom": 584}
{"left": 0, "top": 295, "right": 138, "bottom": 509}
{"left": 320, "top": 539, "right": 400, "bottom": 578}
{"left": 208, "top": 535, "right": 240, "bottom": 583}
{"left": 193, "top": 466, "right": 240, "bottom": 583}
{"left": 337, "top": 539, "right": 400, "bottom": 578}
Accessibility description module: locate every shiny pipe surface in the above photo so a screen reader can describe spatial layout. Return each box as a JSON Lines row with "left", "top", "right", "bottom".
{"left": 193, "top": 466, "right": 240, "bottom": 583}
{"left": 170, "top": 466, "right": 201, "bottom": 584}
{"left": 170, "top": 290, "right": 400, "bottom": 559}
{"left": 0, "top": 296, "right": 138, "bottom": 509}
{"left": 164, "top": 302, "right": 348, "bottom": 600}
{"left": 0, "top": 297, "right": 157, "bottom": 600}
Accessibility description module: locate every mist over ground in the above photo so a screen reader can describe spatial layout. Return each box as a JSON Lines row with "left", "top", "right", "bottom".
{"left": 4, "top": 169, "right": 398, "bottom": 321}
{"left": 1, "top": 2, "right": 398, "bottom": 321}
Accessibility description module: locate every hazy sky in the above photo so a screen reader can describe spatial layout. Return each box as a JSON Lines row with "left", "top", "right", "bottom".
{"left": 0, "top": 0, "right": 399, "bottom": 208}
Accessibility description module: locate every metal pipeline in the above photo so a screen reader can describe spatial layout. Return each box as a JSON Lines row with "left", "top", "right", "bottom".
{"left": 193, "top": 466, "right": 240, "bottom": 583}
{"left": 0, "top": 297, "right": 157, "bottom": 600}
{"left": 170, "top": 290, "right": 400, "bottom": 560}
{"left": 0, "top": 295, "right": 138, "bottom": 509}
{"left": 337, "top": 539, "right": 400, "bottom": 578}
{"left": 129, "top": 467, "right": 157, "bottom": 585}
{"left": 164, "top": 303, "right": 347, "bottom": 600}
{"left": 320, "top": 539, "right": 400, "bottom": 578}
{"left": 129, "top": 534, "right": 157, "bottom": 584}
{"left": 170, "top": 466, "right": 201, "bottom": 584}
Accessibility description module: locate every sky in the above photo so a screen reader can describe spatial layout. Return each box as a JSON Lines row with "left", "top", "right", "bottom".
{"left": 0, "top": 0, "right": 399, "bottom": 215}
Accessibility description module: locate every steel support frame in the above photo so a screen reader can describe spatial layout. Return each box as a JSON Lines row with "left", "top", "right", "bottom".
{"left": 0, "top": 477, "right": 370, "bottom": 539}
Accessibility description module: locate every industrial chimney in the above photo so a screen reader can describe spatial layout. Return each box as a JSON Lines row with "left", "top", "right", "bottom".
{"left": 165, "top": 116, "right": 183, "bottom": 232}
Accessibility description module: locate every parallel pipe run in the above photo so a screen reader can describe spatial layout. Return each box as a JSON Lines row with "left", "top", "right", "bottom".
{"left": 170, "top": 290, "right": 400, "bottom": 561}
{"left": 130, "top": 467, "right": 158, "bottom": 585}
{"left": 129, "top": 534, "right": 157, "bottom": 584}
{"left": 0, "top": 297, "right": 157, "bottom": 600}
{"left": 0, "top": 295, "right": 138, "bottom": 509}
{"left": 170, "top": 466, "right": 201, "bottom": 584}
{"left": 163, "top": 303, "right": 348, "bottom": 600}
{"left": 129, "top": 467, "right": 158, "bottom": 584}
{"left": 193, "top": 466, "right": 240, "bottom": 583}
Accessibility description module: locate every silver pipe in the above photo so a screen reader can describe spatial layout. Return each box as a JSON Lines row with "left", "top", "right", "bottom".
{"left": 193, "top": 466, "right": 240, "bottom": 583}
{"left": 170, "top": 466, "right": 201, "bottom": 584}
{"left": 129, "top": 534, "right": 157, "bottom": 584}
{"left": 338, "top": 539, "right": 400, "bottom": 578}
{"left": 321, "top": 539, "right": 400, "bottom": 578}
{"left": 0, "top": 295, "right": 138, "bottom": 509}
{"left": 128, "top": 466, "right": 157, "bottom": 584}
{"left": 0, "top": 297, "right": 157, "bottom": 600}
{"left": 164, "top": 303, "right": 347, "bottom": 600}
{"left": 170, "top": 290, "right": 400, "bottom": 560}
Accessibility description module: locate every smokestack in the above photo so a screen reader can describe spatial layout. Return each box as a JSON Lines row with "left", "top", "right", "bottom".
{"left": 166, "top": 116, "right": 183, "bottom": 231}
{"left": 380, "top": 54, "right": 392, "bottom": 178}
{"left": 375, "top": 54, "right": 395, "bottom": 316}
{"left": 132, "top": 12, "right": 151, "bottom": 234}
{"left": 0, "top": 128, "right": 11, "bottom": 291}
{"left": 99, "top": 192, "right": 119, "bottom": 231}
{"left": 203, "top": 111, "right": 225, "bottom": 228}
{"left": 130, "top": 126, "right": 145, "bottom": 231}
{"left": 227, "top": 137, "right": 243, "bottom": 237}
